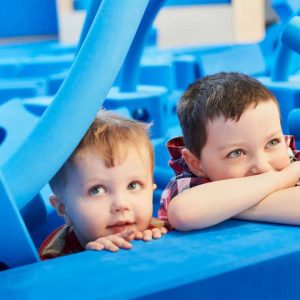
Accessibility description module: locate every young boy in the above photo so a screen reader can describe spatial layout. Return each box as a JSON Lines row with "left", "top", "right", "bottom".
{"left": 39, "top": 110, "right": 167, "bottom": 260}
{"left": 158, "top": 72, "right": 300, "bottom": 231}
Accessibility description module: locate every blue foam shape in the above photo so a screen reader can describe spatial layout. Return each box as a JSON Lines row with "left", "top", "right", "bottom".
{"left": 173, "top": 54, "right": 198, "bottom": 90}
{"left": 258, "top": 75, "right": 300, "bottom": 134}
{"left": 0, "top": 99, "right": 38, "bottom": 165}
{"left": 0, "top": 0, "right": 58, "bottom": 38}
{"left": 269, "top": 42, "right": 300, "bottom": 81}
{"left": 23, "top": 96, "right": 53, "bottom": 116}
{"left": 0, "top": 41, "right": 75, "bottom": 59}
{"left": 104, "top": 85, "right": 168, "bottom": 138}
{"left": 0, "top": 99, "right": 48, "bottom": 237}
{"left": 2, "top": 221, "right": 300, "bottom": 298}
{"left": 0, "top": 55, "right": 73, "bottom": 79}
{"left": 282, "top": 16, "right": 300, "bottom": 54}
{"left": 0, "top": 174, "right": 39, "bottom": 268}
{"left": 0, "top": 0, "right": 149, "bottom": 268}
{"left": 272, "top": 0, "right": 295, "bottom": 22}
{"left": 270, "top": 15, "right": 300, "bottom": 82}
{"left": 0, "top": 77, "right": 47, "bottom": 96}
{"left": 198, "top": 44, "right": 267, "bottom": 77}
{"left": 47, "top": 72, "right": 67, "bottom": 95}
{"left": 77, "top": 0, "right": 103, "bottom": 51}
{"left": 18, "top": 57, "right": 73, "bottom": 77}
{"left": 139, "top": 57, "right": 176, "bottom": 91}
{"left": 118, "top": 0, "right": 166, "bottom": 92}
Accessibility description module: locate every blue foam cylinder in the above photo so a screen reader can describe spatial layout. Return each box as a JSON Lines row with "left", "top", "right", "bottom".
{"left": 282, "top": 16, "right": 300, "bottom": 54}
{"left": 77, "top": 0, "right": 103, "bottom": 52}
{"left": 119, "top": 0, "right": 166, "bottom": 92}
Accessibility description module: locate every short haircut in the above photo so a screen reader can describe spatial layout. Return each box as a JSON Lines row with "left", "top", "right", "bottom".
{"left": 177, "top": 72, "right": 278, "bottom": 158}
{"left": 50, "top": 110, "right": 154, "bottom": 193}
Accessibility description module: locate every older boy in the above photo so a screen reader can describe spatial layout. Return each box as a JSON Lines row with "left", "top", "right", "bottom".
{"left": 39, "top": 110, "right": 166, "bottom": 260}
{"left": 159, "top": 72, "right": 300, "bottom": 231}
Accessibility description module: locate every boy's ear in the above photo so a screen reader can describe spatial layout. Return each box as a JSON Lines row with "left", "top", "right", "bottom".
{"left": 49, "top": 194, "right": 65, "bottom": 217}
{"left": 182, "top": 148, "right": 206, "bottom": 177}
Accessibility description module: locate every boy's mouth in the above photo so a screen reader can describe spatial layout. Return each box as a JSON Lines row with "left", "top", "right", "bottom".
{"left": 107, "top": 221, "right": 136, "bottom": 233}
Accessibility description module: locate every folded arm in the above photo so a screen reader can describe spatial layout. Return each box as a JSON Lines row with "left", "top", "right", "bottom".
{"left": 236, "top": 185, "right": 300, "bottom": 225}
{"left": 168, "top": 162, "right": 300, "bottom": 231}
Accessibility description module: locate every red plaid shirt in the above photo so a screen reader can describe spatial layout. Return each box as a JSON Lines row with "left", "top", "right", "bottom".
{"left": 158, "top": 135, "right": 300, "bottom": 222}
{"left": 39, "top": 225, "right": 84, "bottom": 260}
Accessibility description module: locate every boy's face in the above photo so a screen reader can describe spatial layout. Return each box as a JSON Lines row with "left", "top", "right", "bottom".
{"left": 194, "top": 100, "right": 290, "bottom": 181}
{"left": 56, "top": 145, "right": 153, "bottom": 247}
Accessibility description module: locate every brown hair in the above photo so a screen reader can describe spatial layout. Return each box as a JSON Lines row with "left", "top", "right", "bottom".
{"left": 177, "top": 72, "right": 278, "bottom": 158}
{"left": 50, "top": 110, "right": 153, "bottom": 193}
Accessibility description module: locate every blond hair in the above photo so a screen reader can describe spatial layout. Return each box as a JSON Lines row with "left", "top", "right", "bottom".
{"left": 50, "top": 110, "right": 153, "bottom": 193}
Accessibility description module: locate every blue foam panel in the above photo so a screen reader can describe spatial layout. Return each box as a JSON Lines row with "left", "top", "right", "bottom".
{"left": 198, "top": 44, "right": 267, "bottom": 77}
{"left": 1, "top": 220, "right": 300, "bottom": 299}
{"left": 0, "top": 0, "right": 58, "bottom": 38}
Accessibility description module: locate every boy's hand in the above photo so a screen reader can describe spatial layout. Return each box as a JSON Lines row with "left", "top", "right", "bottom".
{"left": 85, "top": 229, "right": 135, "bottom": 252}
{"left": 279, "top": 161, "right": 300, "bottom": 189}
{"left": 134, "top": 217, "right": 168, "bottom": 241}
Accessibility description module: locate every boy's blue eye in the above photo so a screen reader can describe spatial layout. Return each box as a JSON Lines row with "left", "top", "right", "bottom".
{"left": 128, "top": 181, "right": 142, "bottom": 191}
{"left": 90, "top": 185, "right": 106, "bottom": 196}
{"left": 227, "top": 149, "right": 243, "bottom": 158}
{"left": 268, "top": 139, "right": 280, "bottom": 147}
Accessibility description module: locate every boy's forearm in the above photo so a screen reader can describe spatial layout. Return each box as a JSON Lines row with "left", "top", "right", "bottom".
{"left": 168, "top": 171, "right": 293, "bottom": 231}
{"left": 235, "top": 186, "right": 300, "bottom": 225}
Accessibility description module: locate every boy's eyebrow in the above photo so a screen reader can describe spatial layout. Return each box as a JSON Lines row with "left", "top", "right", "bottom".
{"left": 217, "top": 143, "right": 244, "bottom": 152}
{"left": 217, "top": 130, "right": 283, "bottom": 152}
{"left": 80, "top": 174, "right": 149, "bottom": 188}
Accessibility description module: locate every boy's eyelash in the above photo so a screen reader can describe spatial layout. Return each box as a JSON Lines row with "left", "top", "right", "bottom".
{"left": 226, "top": 149, "right": 244, "bottom": 158}
{"left": 89, "top": 185, "right": 106, "bottom": 195}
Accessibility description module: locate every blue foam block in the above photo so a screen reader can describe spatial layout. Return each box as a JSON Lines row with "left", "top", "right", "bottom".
{"left": 104, "top": 85, "right": 169, "bottom": 138}
{"left": 258, "top": 75, "right": 300, "bottom": 134}
{"left": 1, "top": 220, "right": 300, "bottom": 298}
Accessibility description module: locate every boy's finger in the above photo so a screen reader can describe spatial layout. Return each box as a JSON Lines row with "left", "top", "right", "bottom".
{"left": 102, "top": 239, "right": 119, "bottom": 252}
{"left": 160, "top": 227, "right": 168, "bottom": 234}
{"left": 142, "top": 230, "right": 153, "bottom": 241}
{"left": 134, "top": 231, "right": 143, "bottom": 240}
{"left": 151, "top": 228, "right": 162, "bottom": 239}
{"left": 117, "top": 229, "right": 136, "bottom": 240}
{"left": 85, "top": 241, "right": 105, "bottom": 251}
{"left": 109, "top": 236, "right": 132, "bottom": 249}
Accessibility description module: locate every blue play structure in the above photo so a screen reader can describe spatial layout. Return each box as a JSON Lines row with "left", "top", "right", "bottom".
{"left": 2, "top": 0, "right": 300, "bottom": 298}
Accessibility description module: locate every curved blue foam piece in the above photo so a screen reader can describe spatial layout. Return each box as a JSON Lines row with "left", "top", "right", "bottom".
{"left": 119, "top": 0, "right": 166, "bottom": 92}
{"left": 0, "top": 0, "right": 149, "bottom": 268}
{"left": 77, "top": 0, "right": 167, "bottom": 92}
{"left": 77, "top": 0, "right": 103, "bottom": 52}
{"left": 270, "top": 14, "right": 300, "bottom": 81}
{"left": 282, "top": 16, "right": 300, "bottom": 54}
{"left": 270, "top": 43, "right": 298, "bottom": 81}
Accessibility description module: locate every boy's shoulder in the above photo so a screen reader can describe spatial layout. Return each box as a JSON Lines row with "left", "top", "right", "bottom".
{"left": 166, "top": 137, "right": 190, "bottom": 176}
{"left": 39, "top": 225, "right": 84, "bottom": 260}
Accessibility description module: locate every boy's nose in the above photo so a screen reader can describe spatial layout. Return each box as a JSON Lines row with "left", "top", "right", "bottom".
{"left": 111, "top": 193, "right": 130, "bottom": 213}
{"left": 249, "top": 154, "right": 272, "bottom": 175}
